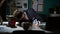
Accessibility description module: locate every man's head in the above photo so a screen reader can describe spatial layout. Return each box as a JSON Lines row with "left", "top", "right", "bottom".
{"left": 22, "top": 22, "right": 31, "bottom": 30}
{"left": 15, "top": 11, "right": 24, "bottom": 19}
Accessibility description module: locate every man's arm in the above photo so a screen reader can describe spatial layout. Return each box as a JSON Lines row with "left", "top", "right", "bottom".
{"left": 13, "top": 9, "right": 20, "bottom": 17}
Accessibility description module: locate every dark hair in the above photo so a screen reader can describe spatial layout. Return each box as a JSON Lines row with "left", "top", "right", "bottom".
{"left": 23, "top": 22, "right": 31, "bottom": 30}
{"left": 15, "top": 12, "right": 24, "bottom": 19}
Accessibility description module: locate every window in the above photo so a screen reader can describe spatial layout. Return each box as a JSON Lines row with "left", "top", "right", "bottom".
{"left": 17, "top": 6, "right": 22, "bottom": 8}
{"left": 38, "top": 5, "right": 43, "bottom": 11}
{"left": 37, "top": 0, "right": 44, "bottom": 12}
{"left": 24, "top": 3, "right": 27, "bottom": 8}
{"left": 32, "top": 0, "right": 44, "bottom": 12}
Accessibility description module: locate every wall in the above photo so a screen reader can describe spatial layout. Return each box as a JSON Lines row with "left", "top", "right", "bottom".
{"left": 6, "top": 0, "right": 60, "bottom": 16}
{"left": 6, "top": 5, "right": 10, "bottom": 15}
{"left": 44, "top": 0, "right": 60, "bottom": 16}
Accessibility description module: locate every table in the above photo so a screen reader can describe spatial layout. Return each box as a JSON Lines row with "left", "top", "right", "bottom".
{"left": 0, "top": 25, "right": 24, "bottom": 33}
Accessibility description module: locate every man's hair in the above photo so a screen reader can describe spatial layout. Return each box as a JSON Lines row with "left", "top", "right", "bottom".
{"left": 15, "top": 12, "right": 24, "bottom": 19}
{"left": 23, "top": 22, "right": 31, "bottom": 30}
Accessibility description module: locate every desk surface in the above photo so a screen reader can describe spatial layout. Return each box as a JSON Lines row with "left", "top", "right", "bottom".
{"left": 0, "top": 25, "right": 24, "bottom": 33}
{"left": 50, "top": 14, "right": 60, "bottom": 17}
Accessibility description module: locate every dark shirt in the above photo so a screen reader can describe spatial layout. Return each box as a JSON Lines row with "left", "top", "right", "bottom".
{"left": 25, "top": 8, "right": 42, "bottom": 21}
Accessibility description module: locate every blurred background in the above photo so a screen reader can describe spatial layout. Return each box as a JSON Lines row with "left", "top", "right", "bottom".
{"left": 0, "top": 0, "right": 60, "bottom": 34}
